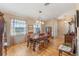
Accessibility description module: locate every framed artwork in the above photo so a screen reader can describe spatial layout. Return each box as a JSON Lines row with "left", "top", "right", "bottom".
{"left": 28, "top": 25, "right": 33, "bottom": 32}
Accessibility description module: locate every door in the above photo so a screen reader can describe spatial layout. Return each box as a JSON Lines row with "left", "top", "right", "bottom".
{"left": 45, "top": 26, "right": 52, "bottom": 36}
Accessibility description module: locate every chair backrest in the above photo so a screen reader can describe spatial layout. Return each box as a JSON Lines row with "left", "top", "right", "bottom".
{"left": 64, "top": 32, "right": 76, "bottom": 54}
{"left": 65, "top": 33, "right": 75, "bottom": 48}
{"left": 65, "top": 35, "right": 72, "bottom": 44}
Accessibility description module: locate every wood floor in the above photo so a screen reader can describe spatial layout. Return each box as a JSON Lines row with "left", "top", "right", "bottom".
{"left": 4, "top": 36, "right": 71, "bottom": 56}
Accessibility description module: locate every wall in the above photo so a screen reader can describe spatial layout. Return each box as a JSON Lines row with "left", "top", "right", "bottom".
{"left": 45, "top": 19, "right": 70, "bottom": 38}
{"left": 57, "top": 20, "right": 65, "bottom": 37}
{"left": 4, "top": 13, "right": 25, "bottom": 46}
{"left": 2, "top": 10, "right": 47, "bottom": 46}
{"left": 45, "top": 19, "right": 69, "bottom": 38}
{"left": 3, "top": 12, "right": 36, "bottom": 46}
{"left": 45, "top": 17, "right": 74, "bottom": 38}
{"left": 45, "top": 19, "right": 58, "bottom": 38}
{"left": 57, "top": 9, "right": 76, "bottom": 37}
{"left": 57, "top": 19, "right": 72, "bottom": 37}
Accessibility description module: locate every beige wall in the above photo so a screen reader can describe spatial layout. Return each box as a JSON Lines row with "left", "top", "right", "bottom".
{"left": 44, "top": 15, "right": 75, "bottom": 37}
{"left": 45, "top": 19, "right": 66, "bottom": 37}
{"left": 58, "top": 20, "right": 65, "bottom": 36}
{"left": 2, "top": 12, "right": 37, "bottom": 46}
{"left": 58, "top": 15, "right": 75, "bottom": 36}
{"left": 45, "top": 19, "right": 58, "bottom": 28}
{"left": 76, "top": 4, "right": 79, "bottom": 10}
{"left": 45, "top": 19, "right": 58, "bottom": 37}
{"left": 3, "top": 11, "right": 47, "bottom": 46}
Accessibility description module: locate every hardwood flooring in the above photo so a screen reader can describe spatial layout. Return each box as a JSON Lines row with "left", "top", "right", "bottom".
{"left": 3, "top": 36, "right": 71, "bottom": 56}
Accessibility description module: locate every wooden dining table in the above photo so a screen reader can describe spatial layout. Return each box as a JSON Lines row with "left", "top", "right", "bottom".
{"left": 27, "top": 33, "right": 50, "bottom": 51}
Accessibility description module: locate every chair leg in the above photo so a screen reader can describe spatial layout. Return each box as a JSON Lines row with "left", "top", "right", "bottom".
{"left": 33, "top": 42, "right": 36, "bottom": 52}
{"left": 27, "top": 41, "right": 29, "bottom": 47}
{"left": 59, "top": 50, "right": 62, "bottom": 56}
{"left": 4, "top": 46, "right": 7, "bottom": 56}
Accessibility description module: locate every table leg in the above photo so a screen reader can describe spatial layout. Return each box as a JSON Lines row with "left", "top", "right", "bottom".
{"left": 33, "top": 42, "right": 36, "bottom": 52}
{"left": 59, "top": 50, "right": 62, "bottom": 56}
{"left": 4, "top": 46, "right": 7, "bottom": 56}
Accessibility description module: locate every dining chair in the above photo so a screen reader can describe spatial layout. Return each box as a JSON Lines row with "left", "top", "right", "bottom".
{"left": 58, "top": 33, "right": 75, "bottom": 56}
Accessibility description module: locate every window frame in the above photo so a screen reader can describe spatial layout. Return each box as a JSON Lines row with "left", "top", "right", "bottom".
{"left": 10, "top": 19, "right": 27, "bottom": 36}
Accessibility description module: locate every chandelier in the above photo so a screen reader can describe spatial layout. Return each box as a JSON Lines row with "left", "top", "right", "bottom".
{"left": 36, "top": 20, "right": 44, "bottom": 25}
{"left": 35, "top": 10, "right": 45, "bottom": 25}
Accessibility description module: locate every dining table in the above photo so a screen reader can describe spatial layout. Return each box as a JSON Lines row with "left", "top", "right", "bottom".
{"left": 27, "top": 33, "right": 50, "bottom": 52}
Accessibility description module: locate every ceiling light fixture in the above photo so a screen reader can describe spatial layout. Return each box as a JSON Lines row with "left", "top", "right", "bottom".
{"left": 35, "top": 10, "right": 44, "bottom": 25}
{"left": 36, "top": 20, "right": 44, "bottom": 25}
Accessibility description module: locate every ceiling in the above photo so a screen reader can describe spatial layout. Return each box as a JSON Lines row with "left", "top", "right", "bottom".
{"left": 0, "top": 3, "right": 76, "bottom": 20}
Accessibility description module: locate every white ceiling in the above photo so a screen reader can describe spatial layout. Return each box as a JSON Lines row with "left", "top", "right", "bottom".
{"left": 0, "top": 3, "right": 76, "bottom": 19}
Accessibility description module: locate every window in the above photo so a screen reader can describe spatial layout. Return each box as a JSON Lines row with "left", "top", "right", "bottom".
{"left": 11, "top": 19, "right": 27, "bottom": 36}
{"left": 34, "top": 23, "right": 41, "bottom": 34}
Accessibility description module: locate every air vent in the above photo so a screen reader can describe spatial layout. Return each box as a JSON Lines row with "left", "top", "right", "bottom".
{"left": 44, "top": 3, "right": 50, "bottom": 6}
{"left": 39, "top": 10, "right": 42, "bottom": 13}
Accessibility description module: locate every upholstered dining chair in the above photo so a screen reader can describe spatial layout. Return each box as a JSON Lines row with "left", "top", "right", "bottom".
{"left": 58, "top": 33, "right": 75, "bottom": 56}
